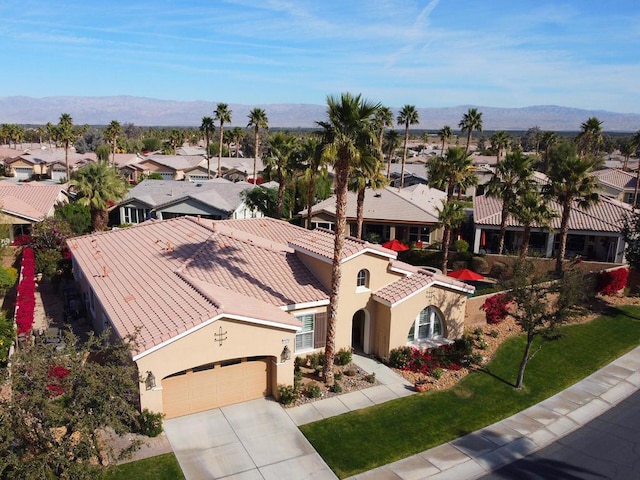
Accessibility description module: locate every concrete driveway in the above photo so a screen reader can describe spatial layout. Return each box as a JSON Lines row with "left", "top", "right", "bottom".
{"left": 163, "top": 398, "right": 337, "bottom": 480}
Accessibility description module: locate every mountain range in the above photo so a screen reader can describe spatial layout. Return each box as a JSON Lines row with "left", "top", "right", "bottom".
{"left": 1, "top": 96, "right": 639, "bottom": 132}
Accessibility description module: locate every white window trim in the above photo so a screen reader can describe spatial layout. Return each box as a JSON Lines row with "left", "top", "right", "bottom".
{"left": 295, "top": 313, "right": 315, "bottom": 353}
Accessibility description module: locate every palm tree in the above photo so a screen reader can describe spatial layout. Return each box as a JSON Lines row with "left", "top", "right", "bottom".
{"left": 485, "top": 151, "right": 534, "bottom": 254}
{"left": 438, "top": 125, "right": 453, "bottom": 156}
{"left": 265, "top": 132, "right": 300, "bottom": 218}
{"left": 168, "top": 129, "right": 184, "bottom": 154}
{"left": 458, "top": 108, "right": 483, "bottom": 154}
{"left": 544, "top": 143, "right": 600, "bottom": 274}
{"left": 397, "top": 105, "right": 420, "bottom": 188}
{"left": 214, "top": 103, "right": 232, "bottom": 177}
{"left": 349, "top": 152, "right": 386, "bottom": 240}
{"left": 45, "top": 122, "right": 55, "bottom": 149}
{"left": 247, "top": 108, "right": 269, "bottom": 185}
{"left": 56, "top": 113, "right": 75, "bottom": 181}
{"left": 300, "top": 137, "right": 326, "bottom": 229}
{"left": 511, "top": 188, "right": 556, "bottom": 259}
{"left": 200, "top": 116, "right": 215, "bottom": 179}
{"left": 71, "top": 161, "right": 129, "bottom": 232}
{"left": 318, "top": 92, "right": 380, "bottom": 385}
{"left": 104, "top": 120, "right": 122, "bottom": 166}
{"left": 374, "top": 106, "right": 394, "bottom": 151}
{"left": 435, "top": 200, "right": 466, "bottom": 274}
{"left": 577, "top": 117, "right": 603, "bottom": 159}
{"left": 541, "top": 131, "right": 558, "bottom": 172}
{"left": 426, "top": 146, "right": 478, "bottom": 201}
{"left": 383, "top": 129, "right": 402, "bottom": 180}
{"left": 231, "top": 127, "right": 244, "bottom": 158}
{"left": 490, "top": 130, "right": 510, "bottom": 164}
{"left": 620, "top": 140, "right": 635, "bottom": 171}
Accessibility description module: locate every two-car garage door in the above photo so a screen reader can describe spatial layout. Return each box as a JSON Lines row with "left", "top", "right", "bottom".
{"left": 162, "top": 357, "right": 269, "bottom": 418}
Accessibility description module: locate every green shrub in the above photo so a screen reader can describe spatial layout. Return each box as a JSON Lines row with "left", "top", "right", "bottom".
{"left": 489, "top": 329, "right": 500, "bottom": 338}
{"left": 451, "top": 260, "right": 468, "bottom": 271}
{"left": 35, "top": 248, "right": 63, "bottom": 279}
{"left": 397, "top": 248, "right": 443, "bottom": 268}
{"left": 137, "top": 409, "right": 164, "bottom": 437}
{"left": 294, "top": 370, "right": 303, "bottom": 390}
{"left": 277, "top": 384, "right": 298, "bottom": 405}
{"left": 388, "top": 346, "right": 413, "bottom": 369}
{"left": 454, "top": 239, "right": 469, "bottom": 252}
{"left": 330, "top": 382, "right": 343, "bottom": 394}
{"left": 473, "top": 327, "right": 484, "bottom": 337}
{"left": 431, "top": 368, "right": 443, "bottom": 380}
{"left": 306, "top": 382, "right": 322, "bottom": 399}
{"left": 0, "top": 266, "right": 18, "bottom": 293}
{"left": 477, "top": 338, "right": 488, "bottom": 350}
{"left": 307, "top": 352, "right": 325, "bottom": 370}
{"left": 334, "top": 348, "right": 352, "bottom": 366}
{"left": 453, "top": 335, "right": 475, "bottom": 356}
{"left": 470, "top": 256, "right": 489, "bottom": 274}
{"left": 489, "top": 261, "right": 508, "bottom": 279}
{"left": 0, "top": 314, "right": 15, "bottom": 365}
{"left": 365, "top": 373, "right": 376, "bottom": 383}
{"left": 344, "top": 368, "right": 357, "bottom": 377}
{"left": 334, "top": 371, "right": 343, "bottom": 380}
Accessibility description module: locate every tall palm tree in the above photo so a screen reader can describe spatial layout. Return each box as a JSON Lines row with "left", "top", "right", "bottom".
{"left": 490, "top": 130, "right": 510, "bottom": 164}
{"left": 485, "top": 151, "right": 534, "bottom": 254}
{"left": 383, "top": 129, "right": 402, "bottom": 180}
{"left": 71, "top": 161, "right": 129, "bottom": 231}
{"left": 247, "top": 108, "right": 269, "bottom": 185}
{"left": 374, "top": 106, "right": 394, "bottom": 151}
{"left": 541, "top": 131, "right": 558, "bottom": 172}
{"left": 104, "top": 120, "right": 122, "bottom": 166}
{"left": 426, "top": 146, "right": 477, "bottom": 201}
{"left": 435, "top": 200, "right": 466, "bottom": 274}
{"left": 511, "top": 188, "right": 556, "bottom": 259}
{"left": 349, "top": 152, "right": 386, "bottom": 240}
{"left": 458, "top": 108, "right": 483, "bottom": 154}
{"left": 231, "top": 127, "right": 244, "bottom": 158}
{"left": 200, "top": 116, "right": 215, "bottom": 179}
{"left": 397, "top": 105, "right": 420, "bottom": 188}
{"left": 301, "top": 136, "right": 326, "bottom": 229}
{"left": 632, "top": 130, "right": 640, "bottom": 204}
{"left": 265, "top": 132, "right": 300, "bottom": 218}
{"left": 214, "top": 103, "right": 232, "bottom": 177}
{"left": 56, "top": 113, "right": 75, "bottom": 181}
{"left": 577, "top": 117, "right": 603, "bottom": 159}
{"left": 318, "top": 92, "right": 380, "bottom": 385}
{"left": 544, "top": 143, "right": 600, "bottom": 274}
{"left": 438, "top": 125, "right": 453, "bottom": 156}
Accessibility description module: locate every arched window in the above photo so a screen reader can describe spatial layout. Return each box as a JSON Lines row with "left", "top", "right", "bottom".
{"left": 407, "top": 306, "right": 444, "bottom": 342}
{"left": 356, "top": 269, "right": 370, "bottom": 289}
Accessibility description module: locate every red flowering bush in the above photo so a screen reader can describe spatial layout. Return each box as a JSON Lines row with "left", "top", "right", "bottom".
{"left": 47, "top": 365, "right": 70, "bottom": 397}
{"left": 388, "top": 342, "right": 468, "bottom": 375}
{"left": 596, "top": 268, "right": 628, "bottom": 296}
{"left": 480, "top": 293, "right": 512, "bottom": 324}
{"left": 15, "top": 248, "right": 36, "bottom": 335}
{"left": 11, "top": 234, "right": 31, "bottom": 246}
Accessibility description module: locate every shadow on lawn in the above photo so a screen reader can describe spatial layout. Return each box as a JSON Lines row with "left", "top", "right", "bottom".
{"left": 476, "top": 366, "right": 517, "bottom": 388}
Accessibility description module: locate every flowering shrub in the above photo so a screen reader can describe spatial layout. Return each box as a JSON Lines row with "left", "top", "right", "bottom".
{"left": 388, "top": 342, "right": 470, "bottom": 376}
{"left": 47, "top": 365, "right": 70, "bottom": 397}
{"left": 596, "top": 268, "right": 628, "bottom": 296}
{"left": 480, "top": 293, "right": 512, "bottom": 324}
{"left": 15, "top": 248, "right": 36, "bottom": 335}
{"left": 11, "top": 234, "right": 31, "bottom": 246}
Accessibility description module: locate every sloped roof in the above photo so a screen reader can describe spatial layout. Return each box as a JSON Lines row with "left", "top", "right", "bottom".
{"left": 68, "top": 217, "right": 328, "bottom": 355}
{"left": 591, "top": 168, "right": 637, "bottom": 191}
{"left": 140, "top": 155, "right": 204, "bottom": 171}
{"left": 302, "top": 185, "right": 445, "bottom": 224}
{"left": 473, "top": 194, "right": 632, "bottom": 233}
{"left": 0, "top": 183, "right": 66, "bottom": 220}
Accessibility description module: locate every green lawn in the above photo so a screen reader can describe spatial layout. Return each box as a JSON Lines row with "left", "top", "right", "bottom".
{"left": 301, "top": 305, "right": 640, "bottom": 478}
{"left": 103, "top": 453, "right": 184, "bottom": 480}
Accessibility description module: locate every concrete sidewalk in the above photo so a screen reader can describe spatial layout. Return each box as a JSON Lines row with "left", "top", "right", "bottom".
{"left": 346, "top": 346, "right": 640, "bottom": 479}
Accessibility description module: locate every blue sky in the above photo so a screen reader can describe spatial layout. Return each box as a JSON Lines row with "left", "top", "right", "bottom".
{"left": 2, "top": 0, "right": 639, "bottom": 112}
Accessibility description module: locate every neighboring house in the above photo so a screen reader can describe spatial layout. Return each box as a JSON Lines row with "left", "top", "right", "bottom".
{"left": 68, "top": 216, "right": 473, "bottom": 418}
{"left": 136, "top": 155, "right": 206, "bottom": 181}
{"left": 6, "top": 149, "right": 98, "bottom": 181}
{"left": 111, "top": 179, "right": 263, "bottom": 225}
{"left": 0, "top": 182, "right": 70, "bottom": 241}
{"left": 299, "top": 185, "right": 446, "bottom": 246}
{"left": 4, "top": 153, "right": 48, "bottom": 180}
{"left": 472, "top": 194, "right": 631, "bottom": 262}
{"left": 591, "top": 168, "right": 638, "bottom": 205}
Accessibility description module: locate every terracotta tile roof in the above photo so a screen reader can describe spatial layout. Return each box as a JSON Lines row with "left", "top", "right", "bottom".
{"left": 140, "top": 155, "right": 204, "bottom": 171}
{"left": 0, "top": 183, "right": 66, "bottom": 220}
{"left": 289, "top": 228, "right": 394, "bottom": 262}
{"left": 591, "top": 168, "right": 637, "bottom": 191}
{"left": 68, "top": 216, "right": 326, "bottom": 355}
{"left": 221, "top": 216, "right": 311, "bottom": 245}
{"left": 474, "top": 194, "right": 632, "bottom": 232}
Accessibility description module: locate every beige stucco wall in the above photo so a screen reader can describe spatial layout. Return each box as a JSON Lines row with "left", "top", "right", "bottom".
{"left": 135, "top": 317, "right": 297, "bottom": 414}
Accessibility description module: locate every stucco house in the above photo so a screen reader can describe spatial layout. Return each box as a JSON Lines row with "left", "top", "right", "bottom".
{"left": 591, "top": 168, "right": 639, "bottom": 205}
{"left": 300, "top": 184, "right": 447, "bottom": 247}
{"left": 472, "top": 194, "right": 631, "bottom": 262}
{"left": 67, "top": 216, "right": 473, "bottom": 418}
{"left": 111, "top": 179, "right": 263, "bottom": 225}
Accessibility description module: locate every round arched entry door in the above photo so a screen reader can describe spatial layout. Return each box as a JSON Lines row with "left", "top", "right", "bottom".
{"left": 351, "top": 309, "right": 369, "bottom": 353}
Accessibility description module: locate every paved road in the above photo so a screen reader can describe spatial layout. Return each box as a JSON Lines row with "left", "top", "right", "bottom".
{"left": 480, "top": 389, "right": 640, "bottom": 480}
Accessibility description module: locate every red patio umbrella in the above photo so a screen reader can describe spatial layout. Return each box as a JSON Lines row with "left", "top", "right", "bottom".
{"left": 447, "top": 268, "right": 484, "bottom": 281}
{"left": 381, "top": 239, "right": 409, "bottom": 252}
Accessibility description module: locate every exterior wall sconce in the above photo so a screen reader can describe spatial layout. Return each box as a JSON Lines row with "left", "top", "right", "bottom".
{"left": 145, "top": 371, "right": 156, "bottom": 390}
{"left": 281, "top": 345, "right": 291, "bottom": 363}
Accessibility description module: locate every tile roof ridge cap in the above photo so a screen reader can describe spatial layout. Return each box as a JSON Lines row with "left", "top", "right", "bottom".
{"left": 174, "top": 270, "right": 222, "bottom": 309}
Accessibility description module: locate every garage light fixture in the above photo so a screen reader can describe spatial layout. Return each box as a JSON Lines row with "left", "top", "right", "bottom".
{"left": 281, "top": 345, "right": 291, "bottom": 363}
{"left": 145, "top": 371, "right": 156, "bottom": 390}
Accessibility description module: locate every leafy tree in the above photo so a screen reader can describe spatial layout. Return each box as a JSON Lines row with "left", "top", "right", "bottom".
{"left": 397, "top": 105, "right": 419, "bottom": 188}
{"left": 71, "top": 161, "right": 129, "bottom": 232}
{"left": 318, "top": 92, "right": 380, "bottom": 385}
{"left": 200, "top": 116, "right": 215, "bottom": 179}
{"left": 0, "top": 331, "right": 143, "bottom": 479}
{"left": 74, "top": 128, "right": 103, "bottom": 154}
{"left": 241, "top": 186, "right": 281, "bottom": 218}
{"left": 31, "top": 216, "right": 74, "bottom": 250}
{"left": 247, "top": 108, "right": 269, "bottom": 184}
{"left": 214, "top": 103, "right": 232, "bottom": 177}
{"left": 142, "top": 137, "right": 163, "bottom": 152}
{"left": 504, "top": 260, "right": 589, "bottom": 389}
{"left": 55, "top": 202, "right": 92, "bottom": 236}
{"left": 458, "top": 108, "right": 483, "bottom": 154}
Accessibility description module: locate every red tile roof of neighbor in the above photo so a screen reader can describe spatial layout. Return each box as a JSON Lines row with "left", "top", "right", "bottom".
{"left": 474, "top": 194, "right": 632, "bottom": 232}
{"left": 591, "top": 168, "right": 637, "bottom": 190}
{"left": 0, "top": 183, "right": 66, "bottom": 220}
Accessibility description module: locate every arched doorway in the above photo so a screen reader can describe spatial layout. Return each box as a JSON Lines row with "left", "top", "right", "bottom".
{"left": 351, "top": 309, "right": 370, "bottom": 354}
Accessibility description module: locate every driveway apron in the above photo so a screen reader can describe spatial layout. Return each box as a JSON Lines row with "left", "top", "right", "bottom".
{"left": 164, "top": 398, "right": 337, "bottom": 480}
